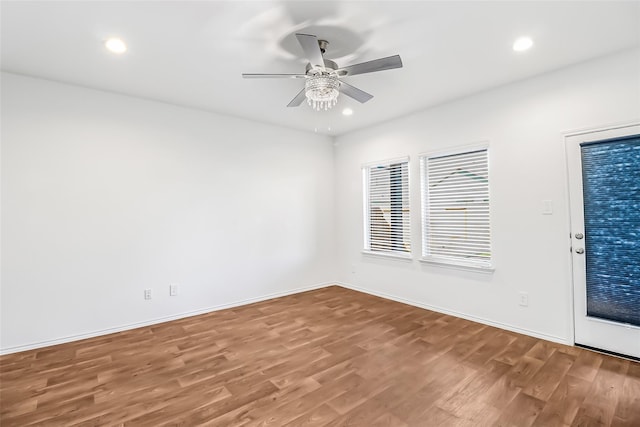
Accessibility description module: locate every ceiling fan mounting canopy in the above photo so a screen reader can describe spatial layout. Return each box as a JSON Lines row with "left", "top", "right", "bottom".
{"left": 242, "top": 33, "right": 403, "bottom": 110}
{"left": 317, "top": 39, "right": 329, "bottom": 55}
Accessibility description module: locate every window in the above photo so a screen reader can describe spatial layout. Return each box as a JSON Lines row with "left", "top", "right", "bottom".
{"left": 363, "top": 158, "right": 411, "bottom": 256}
{"left": 421, "top": 147, "right": 491, "bottom": 269}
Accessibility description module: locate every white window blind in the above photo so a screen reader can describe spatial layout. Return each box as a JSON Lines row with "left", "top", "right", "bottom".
{"left": 421, "top": 148, "right": 491, "bottom": 268}
{"left": 363, "top": 158, "right": 411, "bottom": 255}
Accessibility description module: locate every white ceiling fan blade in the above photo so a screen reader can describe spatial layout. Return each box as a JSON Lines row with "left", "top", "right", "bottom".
{"left": 295, "top": 33, "right": 325, "bottom": 70}
{"left": 287, "top": 88, "right": 307, "bottom": 107}
{"left": 339, "top": 81, "right": 373, "bottom": 103}
{"left": 336, "top": 55, "right": 402, "bottom": 76}
{"left": 242, "top": 73, "right": 307, "bottom": 79}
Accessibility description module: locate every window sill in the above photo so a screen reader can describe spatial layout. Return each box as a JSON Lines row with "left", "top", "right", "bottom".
{"left": 362, "top": 250, "right": 413, "bottom": 261}
{"left": 419, "top": 257, "right": 494, "bottom": 273}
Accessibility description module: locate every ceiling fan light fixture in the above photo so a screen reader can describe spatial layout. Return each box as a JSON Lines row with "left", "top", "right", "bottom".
{"left": 305, "top": 75, "right": 340, "bottom": 111}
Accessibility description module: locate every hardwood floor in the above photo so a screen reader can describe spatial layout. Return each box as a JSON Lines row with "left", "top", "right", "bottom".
{"left": 1, "top": 286, "right": 638, "bottom": 426}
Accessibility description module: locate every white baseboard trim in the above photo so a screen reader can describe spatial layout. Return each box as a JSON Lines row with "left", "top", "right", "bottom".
{"left": 0, "top": 282, "right": 335, "bottom": 355}
{"left": 1, "top": 281, "right": 572, "bottom": 355}
{"left": 335, "top": 282, "right": 572, "bottom": 346}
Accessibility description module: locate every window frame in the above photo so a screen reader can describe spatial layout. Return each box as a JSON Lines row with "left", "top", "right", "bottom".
{"left": 362, "top": 156, "right": 412, "bottom": 259}
{"left": 420, "top": 143, "right": 494, "bottom": 272}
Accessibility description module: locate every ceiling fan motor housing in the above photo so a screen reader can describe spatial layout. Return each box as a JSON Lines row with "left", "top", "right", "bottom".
{"left": 306, "top": 59, "right": 339, "bottom": 75}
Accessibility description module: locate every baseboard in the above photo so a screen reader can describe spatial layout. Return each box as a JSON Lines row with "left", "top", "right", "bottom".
{"left": 1, "top": 280, "right": 572, "bottom": 355}
{"left": 0, "top": 282, "right": 335, "bottom": 355}
{"left": 335, "top": 282, "right": 572, "bottom": 346}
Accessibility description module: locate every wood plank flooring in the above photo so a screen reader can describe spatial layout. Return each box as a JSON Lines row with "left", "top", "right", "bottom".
{"left": 1, "top": 286, "right": 638, "bottom": 426}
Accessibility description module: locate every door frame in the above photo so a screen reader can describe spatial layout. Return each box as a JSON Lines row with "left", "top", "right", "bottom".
{"left": 563, "top": 120, "right": 640, "bottom": 354}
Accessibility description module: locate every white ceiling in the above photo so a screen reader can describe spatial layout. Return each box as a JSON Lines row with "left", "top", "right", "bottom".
{"left": 2, "top": 1, "right": 639, "bottom": 136}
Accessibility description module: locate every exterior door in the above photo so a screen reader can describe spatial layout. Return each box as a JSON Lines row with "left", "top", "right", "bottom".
{"left": 566, "top": 123, "right": 640, "bottom": 358}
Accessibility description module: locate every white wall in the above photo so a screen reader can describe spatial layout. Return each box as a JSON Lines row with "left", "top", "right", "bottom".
{"left": 333, "top": 48, "right": 640, "bottom": 344}
{"left": 3, "top": 48, "right": 638, "bottom": 355}
{"left": 0, "top": 72, "right": 335, "bottom": 353}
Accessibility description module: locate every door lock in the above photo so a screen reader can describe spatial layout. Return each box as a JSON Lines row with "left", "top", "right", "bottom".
{"left": 575, "top": 248, "right": 585, "bottom": 254}
{"left": 575, "top": 233, "right": 584, "bottom": 239}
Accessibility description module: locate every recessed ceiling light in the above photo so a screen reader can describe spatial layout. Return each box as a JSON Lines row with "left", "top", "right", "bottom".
{"left": 513, "top": 37, "right": 533, "bottom": 52}
{"left": 105, "top": 38, "right": 127, "bottom": 54}
{"left": 342, "top": 108, "right": 353, "bottom": 116}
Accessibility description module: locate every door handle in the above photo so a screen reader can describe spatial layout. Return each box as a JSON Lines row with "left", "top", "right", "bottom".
{"left": 575, "top": 248, "right": 584, "bottom": 254}
{"left": 575, "top": 233, "right": 584, "bottom": 239}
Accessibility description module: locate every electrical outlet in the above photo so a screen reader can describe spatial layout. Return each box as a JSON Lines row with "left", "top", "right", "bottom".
{"left": 519, "top": 292, "right": 529, "bottom": 307}
{"left": 351, "top": 264, "right": 356, "bottom": 274}
{"left": 144, "top": 289, "right": 152, "bottom": 300}
{"left": 170, "top": 283, "right": 179, "bottom": 296}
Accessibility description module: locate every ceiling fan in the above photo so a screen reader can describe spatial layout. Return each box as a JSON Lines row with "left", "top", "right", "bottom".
{"left": 242, "top": 33, "right": 403, "bottom": 111}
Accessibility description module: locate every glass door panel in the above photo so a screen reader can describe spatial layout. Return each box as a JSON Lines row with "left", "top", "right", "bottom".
{"left": 581, "top": 136, "right": 640, "bottom": 327}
